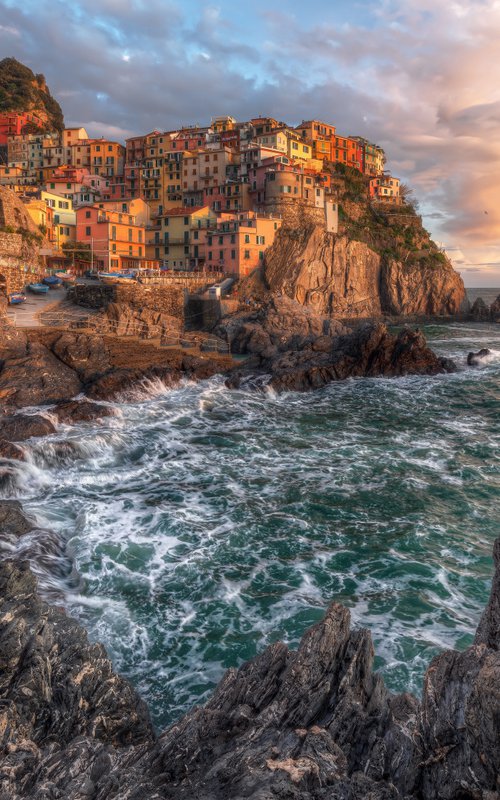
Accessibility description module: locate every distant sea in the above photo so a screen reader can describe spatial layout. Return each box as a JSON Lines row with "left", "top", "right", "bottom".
{"left": 466, "top": 287, "right": 500, "bottom": 306}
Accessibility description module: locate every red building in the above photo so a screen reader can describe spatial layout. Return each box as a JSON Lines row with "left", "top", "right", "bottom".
{"left": 0, "top": 111, "right": 45, "bottom": 145}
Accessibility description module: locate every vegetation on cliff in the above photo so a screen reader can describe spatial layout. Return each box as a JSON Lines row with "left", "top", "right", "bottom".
{"left": 0, "top": 57, "right": 64, "bottom": 132}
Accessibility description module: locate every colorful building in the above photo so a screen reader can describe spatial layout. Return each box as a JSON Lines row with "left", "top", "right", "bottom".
{"left": 206, "top": 210, "right": 282, "bottom": 277}
{"left": 76, "top": 204, "right": 147, "bottom": 271}
{"left": 152, "top": 205, "right": 217, "bottom": 269}
{"left": 369, "top": 174, "right": 401, "bottom": 202}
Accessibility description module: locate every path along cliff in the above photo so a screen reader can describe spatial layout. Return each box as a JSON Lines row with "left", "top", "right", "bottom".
{"left": 0, "top": 500, "right": 498, "bottom": 799}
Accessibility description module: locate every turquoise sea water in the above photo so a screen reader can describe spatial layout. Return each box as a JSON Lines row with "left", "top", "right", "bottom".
{"left": 2, "top": 317, "right": 500, "bottom": 730}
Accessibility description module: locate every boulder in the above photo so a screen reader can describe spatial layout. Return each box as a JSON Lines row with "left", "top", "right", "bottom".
{"left": 0, "top": 340, "right": 82, "bottom": 410}
{"left": 489, "top": 293, "right": 500, "bottom": 322}
{"left": 0, "top": 413, "right": 56, "bottom": 442}
{"left": 467, "top": 348, "right": 492, "bottom": 366}
{"left": 0, "top": 439, "right": 25, "bottom": 460}
{"left": 51, "top": 399, "right": 115, "bottom": 424}
{"left": 51, "top": 332, "right": 112, "bottom": 382}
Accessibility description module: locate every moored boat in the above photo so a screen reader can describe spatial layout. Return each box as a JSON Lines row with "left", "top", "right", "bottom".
{"left": 43, "top": 275, "right": 63, "bottom": 287}
{"left": 8, "top": 292, "right": 27, "bottom": 305}
{"left": 28, "top": 283, "right": 50, "bottom": 294}
{"left": 55, "top": 272, "right": 76, "bottom": 284}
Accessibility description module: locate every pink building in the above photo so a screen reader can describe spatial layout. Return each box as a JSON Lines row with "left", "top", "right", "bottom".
{"left": 206, "top": 210, "right": 282, "bottom": 277}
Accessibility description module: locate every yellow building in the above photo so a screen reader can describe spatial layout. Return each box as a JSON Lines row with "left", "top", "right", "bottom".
{"left": 152, "top": 205, "right": 217, "bottom": 269}
{"left": 41, "top": 190, "right": 77, "bottom": 249}
{"left": 90, "top": 139, "right": 125, "bottom": 178}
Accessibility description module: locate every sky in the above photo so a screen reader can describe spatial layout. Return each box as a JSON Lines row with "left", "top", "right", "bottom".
{"left": 1, "top": 0, "right": 500, "bottom": 286}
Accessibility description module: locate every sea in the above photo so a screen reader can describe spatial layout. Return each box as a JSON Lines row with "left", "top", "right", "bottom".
{"left": 2, "top": 291, "right": 499, "bottom": 730}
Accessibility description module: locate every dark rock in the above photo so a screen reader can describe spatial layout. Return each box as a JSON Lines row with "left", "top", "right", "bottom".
{"left": 467, "top": 348, "right": 492, "bottom": 366}
{"left": 51, "top": 332, "right": 112, "bottom": 382}
{"left": 470, "top": 297, "right": 491, "bottom": 322}
{"left": 0, "top": 500, "right": 35, "bottom": 537}
{"left": 263, "top": 324, "right": 456, "bottom": 393}
{"left": 0, "top": 439, "right": 25, "bottom": 460}
{"left": 0, "top": 340, "right": 82, "bottom": 410}
{"left": 52, "top": 399, "right": 115, "bottom": 424}
{"left": 0, "top": 413, "right": 56, "bottom": 442}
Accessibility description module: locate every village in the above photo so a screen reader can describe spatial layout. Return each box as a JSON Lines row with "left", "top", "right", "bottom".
{"left": 0, "top": 112, "right": 400, "bottom": 285}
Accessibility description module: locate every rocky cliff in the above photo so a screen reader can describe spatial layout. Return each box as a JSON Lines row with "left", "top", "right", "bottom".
{"left": 0, "top": 500, "right": 498, "bottom": 799}
{"left": 259, "top": 176, "right": 465, "bottom": 319}
{"left": 0, "top": 57, "right": 64, "bottom": 132}
{"left": 0, "top": 187, "right": 46, "bottom": 294}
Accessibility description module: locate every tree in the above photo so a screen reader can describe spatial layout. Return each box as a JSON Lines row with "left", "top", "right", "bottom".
{"left": 62, "top": 241, "right": 92, "bottom": 264}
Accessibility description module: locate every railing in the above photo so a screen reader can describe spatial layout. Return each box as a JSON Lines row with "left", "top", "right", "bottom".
{"left": 37, "top": 309, "right": 230, "bottom": 353}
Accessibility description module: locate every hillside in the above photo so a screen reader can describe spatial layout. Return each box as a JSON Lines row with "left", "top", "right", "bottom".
{"left": 0, "top": 57, "right": 64, "bottom": 132}
{"left": 255, "top": 166, "right": 466, "bottom": 318}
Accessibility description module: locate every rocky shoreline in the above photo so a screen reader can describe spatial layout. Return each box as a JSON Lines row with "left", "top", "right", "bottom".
{"left": 0, "top": 499, "right": 498, "bottom": 799}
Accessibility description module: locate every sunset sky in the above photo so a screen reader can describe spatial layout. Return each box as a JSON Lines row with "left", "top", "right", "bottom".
{"left": 1, "top": 0, "right": 499, "bottom": 286}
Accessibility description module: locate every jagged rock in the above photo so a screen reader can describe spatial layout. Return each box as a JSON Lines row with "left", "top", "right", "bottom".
{"left": 470, "top": 297, "right": 491, "bottom": 322}
{"left": 467, "top": 348, "right": 492, "bottom": 366}
{"left": 0, "top": 413, "right": 56, "bottom": 441}
{"left": 228, "top": 323, "right": 455, "bottom": 392}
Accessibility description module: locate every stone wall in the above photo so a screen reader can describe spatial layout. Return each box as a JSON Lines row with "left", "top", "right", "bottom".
{"left": 0, "top": 187, "right": 45, "bottom": 294}
{"left": 68, "top": 282, "right": 186, "bottom": 324}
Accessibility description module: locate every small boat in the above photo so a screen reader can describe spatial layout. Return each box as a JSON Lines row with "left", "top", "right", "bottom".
{"left": 8, "top": 292, "right": 27, "bottom": 305}
{"left": 28, "top": 283, "right": 50, "bottom": 294}
{"left": 55, "top": 272, "right": 76, "bottom": 284}
{"left": 43, "top": 275, "right": 63, "bottom": 287}
{"left": 98, "top": 271, "right": 137, "bottom": 285}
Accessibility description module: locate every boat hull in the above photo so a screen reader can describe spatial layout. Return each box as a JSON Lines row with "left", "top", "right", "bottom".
{"left": 28, "top": 284, "right": 50, "bottom": 294}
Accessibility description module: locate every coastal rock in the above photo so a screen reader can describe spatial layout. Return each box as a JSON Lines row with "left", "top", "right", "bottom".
{"left": 0, "top": 532, "right": 498, "bottom": 799}
{"left": 0, "top": 499, "right": 35, "bottom": 537}
{"left": 467, "top": 348, "right": 492, "bottom": 366}
{"left": 0, "top": 339, "right": 82, "bottom": 410}
{"left": 51, "top": 399, "right": 115, "bottom": 424}
{"left": 0, "top": 439, "right": 25, "bottom": 460}
{"left": 0, "top": 413, "right": 56, "bottom": 441}
{"left": 470, "top": 297, "right": 491, "bottom": 322}
{"left": 51, "top": 332, "right": 112, "bottom": 382}
{"left": 261, "top": 215, "right": 465, "bottom": 318}
{"left": 228, "top": 323, "right": 455, "bottom": 393}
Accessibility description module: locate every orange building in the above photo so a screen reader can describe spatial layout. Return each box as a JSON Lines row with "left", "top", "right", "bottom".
{"left": 76, "top": 204, "right": 147, "bottom": 271}
{"left": 295, "top": 120, "right": 336, "bottom": 162}
{"left": 206, "top": 211, "right": 282, "bottom": 277}
{"left": 89, "top": 139, "right": 125, "bottom": 178}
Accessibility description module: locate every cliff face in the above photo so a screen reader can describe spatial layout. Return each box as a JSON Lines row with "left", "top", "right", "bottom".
{"left": 0, "top": 187, "right": 45, "bottom": 294}
{"left": 261, "top": 185, "right": 466, "bottom": 319}
{"left": 0, "top": 58, "right": 64, "bottom": 132}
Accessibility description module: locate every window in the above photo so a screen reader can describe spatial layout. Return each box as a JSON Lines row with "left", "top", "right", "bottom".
{"left": 259, "top": 251, "right": 264, "bottom": 260}
{"left": 208, "top": 251, "right": 212, "bottom": 260}
{"left": 85, "top": 210, "right": 91, "bottom": 218}
{"left": 184, "top": 216, "right": 189, "bottom": 225}
{"left": 184, "top": 245, "right": 189, "bottom": 254}
{"left": 128, "top": 229, "right": 132, "bottom": 242}
{"left": 244, "top": 234, "right": 250, "bottom": 243}
{"left": 111, "top": 225, "right": 116, "bottom": 240}
{"left": 112, "top": 243, "right": 117, "bottom": 253}
{"left": 85, "top": 226, "right": 91, "bottom": 236}
{"left": 256, "top": 235, "right": 265, "bottom": 245}
{"left": 138, "top": 230, "right": 143, "bottom": 243}
{"left": 129, "top": 245, "right": 133, "bottom": 255}
{"left": 244, "top": 250, "right": 250, "bottom": 259}
{"left": 231, "top": 249, "right": 236, "bottom": 260}
{"left": 219, "top": 250, "right": 224, "bottom": 261}
{"left": 193, "top": 230, "right": 198, "bottom": 240}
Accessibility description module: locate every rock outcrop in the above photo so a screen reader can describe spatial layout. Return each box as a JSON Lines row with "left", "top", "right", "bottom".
{"left": 0, "top": 499, "right": 498, "bottom": 800}
{"left": 218, "top": 298, "right": 456, "bottom": 392}
{"left": 0, "top": 57, "right": 64, "bottom": 132}
{"left": 259, "top": 203, "right": 465, "bottom": 319}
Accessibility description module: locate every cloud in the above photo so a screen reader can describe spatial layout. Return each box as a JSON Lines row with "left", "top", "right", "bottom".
{"left": 1, "top": 0, "right": 499, "bottom": 284}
